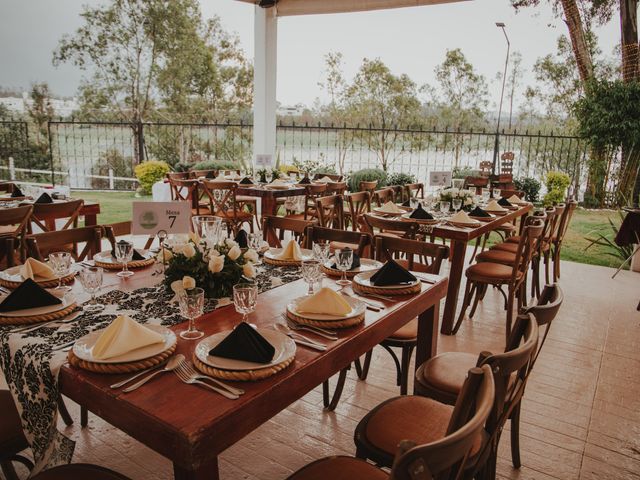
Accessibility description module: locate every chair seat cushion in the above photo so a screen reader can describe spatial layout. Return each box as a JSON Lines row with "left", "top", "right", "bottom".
{"left": 491, "top": 242, "right": 519, "bottom": 253}
{"left": 418, "top": 352, "right": 478, "bottom": 394}
{"left": 475, "top": 249, "right": 516, "bottom": 265}
{"left": 287, "top": 456, "right": 387, "bottom": 480}
{"left": 32, "top": 464, "right": 131, "bottom": 480}
{"left": 466, "top": 262, "right": 515, "bottom": 281}
{"left": 0, "top": 390, "right": 29, "bottom": 455}
{"left": 388, "top": 317, "right": 417, "bottom": 340}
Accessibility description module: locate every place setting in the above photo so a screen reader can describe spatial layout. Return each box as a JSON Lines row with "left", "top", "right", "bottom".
{"left": 263, "top": 238, "right": 313, "bottom": 266}
{"left": 373, "top": 200, "right": 411, "bottom": 216}
{"left": 0, "top": 255, "right": 76, "bottom": 290}
{"left": 319, "top": 247, "right": 383, "bottom": 280}
{"left": 92, "top": 239, "right": 157, "bottom": 274}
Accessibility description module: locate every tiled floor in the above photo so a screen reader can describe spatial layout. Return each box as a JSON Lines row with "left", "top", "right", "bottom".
{"left": 3, "top": 258, "right": 639, "bottom": 479}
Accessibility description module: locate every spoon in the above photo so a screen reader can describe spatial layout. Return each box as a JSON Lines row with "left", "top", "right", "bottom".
{"left": 123, "top": 354, "right": 184, "bottom": 392}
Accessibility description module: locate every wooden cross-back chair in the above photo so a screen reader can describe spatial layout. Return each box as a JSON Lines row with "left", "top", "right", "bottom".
{"left": 373, "top": 187, "right": 395, "bottom": 207}
{"left": 405, "top": 182, "right": 425, "bottom": 200}
{"left": 363, "top": 213, "right": 417, "bottom": 240}
{"left": 325, "top": 181, "right": 347, "bottom": 195}
{"left": 551, "top": 200, "right": 577, "bottom": 281}
{"left": 0, "top": 204, "right": 32, "bottom": 262}
{"left": 200, "top": 180, "right": 253, "bottom": 235}
{"left": 189, "top": 169, "right": 218, "bottom": 179}
{"left": 312, "top": 173, "right": 343, "bottom": 182}
{"left": 0, "top": 182, "right": 16, "bottom": 194}
{"left": 303, "top": 225, "right": 372, "bottom": 259}
{"left": 286, "top": 183, "right": 328, "bottom": 221}
{"left": 358, "top": 180, "right": 378, "bottom": 195}
{"left": 315, "top": 194, "right": 344, "bottom": 230}
{"left": 26, "top": 226, "right": 102, "bottom": 262}
{"left": 479, "top": 160, "right": 493, "bottom": 177}
{"left": 101, "top": 221, "right": 155, "bottom": 251}
{"left": 167, "top": 178, "right": 210, "bottom": 215}
{"left": 288, "top": 365, "right": 495, "bottom": 480}
{"left": 344, "top": 191, "right": 371, "bottom": 232}
{"left": 261, "top": 215, "right": 315, "bottom": 247}
{"left": 388, "top": 185, "right": 406, "bottom": 203}
{"left": 500, "top": 151, "right": 515, "bottom": 175}
{"left": 30, "top": 199, "right": 84, "bottom": 233}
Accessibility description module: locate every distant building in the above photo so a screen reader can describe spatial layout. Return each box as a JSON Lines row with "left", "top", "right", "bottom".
{"left": 276, "top": 105, "right": 306, "bottom": 117}
{"left": 0, "top": 92, "right": 78, "bottom": 117}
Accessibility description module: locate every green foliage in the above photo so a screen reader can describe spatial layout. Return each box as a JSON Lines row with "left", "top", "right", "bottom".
{"left": 134, "top": 160, "right": 171, "bottom": 194}
{"left": 94, "top": 149, "right": 134, "bottom": 190}
{"left": 584, "top": 210, "right": 634, "bottom": 264}
{"left": 192, "top": 160, "right": 239, "bottom": 171}
{"left": 173, "top": 162, "right": 191, "bottom": 173}
{"left": 386, "top": 172, "right": 416, "bottom": 186}
{"left": 452, "top": 166, "right": 478, "bottom": 179}
{"left": 514, "top": 177, "right": 542, "bottom": 202}
{"left": 543, "top": 170, "right": 570, "bottom": 206}
{"left": 348, "top": 168, "right": 388, "bottom": 192}
{"left": 256, "top": 169, "right": 268, "bottom": 183}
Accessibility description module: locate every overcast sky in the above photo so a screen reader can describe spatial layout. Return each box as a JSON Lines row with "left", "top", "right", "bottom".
{"left": 0, "top": 0, "right": 620, "bottom": 110}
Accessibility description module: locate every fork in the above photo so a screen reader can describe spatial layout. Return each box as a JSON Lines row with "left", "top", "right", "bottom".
{"left": 10, "top": 311, "right": 82, "bottom": 334}
{"left": 285, "top": 321, "right": 338, "bottom": 340}
{"left": 280, "top": 315, "right": 336, "bottom": 337}
{"left": 174, "top": 365, "right": 239, "bottom": 399}
{"left": 341, "top": 291, "right": 383, "bottom": 311}
{"left": 178, "top": 361, "right": 245, "bottom": 396}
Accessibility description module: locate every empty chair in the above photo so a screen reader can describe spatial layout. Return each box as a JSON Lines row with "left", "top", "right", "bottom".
{"left": 189, "top": 169, "right": 218, "bottom": 179}
{"left": 304, "top": 225, "right": 372, "bottom": 259}
{"left": 262, "top": 215, "right": 315, "bottom": 248}
{"left": 315, "top": 195, "right": 345, "bottom": 230}
{"left": 373, "top": 187, "right": 395, "bottom": 207}
{"left": 405, "top": 182, "right": 424, "bottom": 200}
{"left": 363, "top": 213, "right": 417, "bottom": 240}
{"left": 32, "top": 464, "right": 131, "bottom": 480}
{"left": 312, "top": 173, "right": 343, "bottom": 182}
{"left": 30, "top": 199, "right": 84, "bottom": 233}
{"left": 551, "top": 199, "right": 577, "bottom": 281}
{"left": 358, "top": 180, "right": 378, "bottom": 195}
{"left": 325, "top": 181, "right": 348, "bottom": 195}
{"left": 343, "top": 191, "right": 371, "bottom": 232}
{"left": 101, "top": 221, "right": 155, "bottom": 251}
{"left": 0, "top": 204, "right": 32, "bottom": 263}
{"left": 200, "top": 180, "right": 253, "bottom": 235}
{"left": 167, "top": 178, "right": 210, "bottom": 215}
{"left": 26, "top": 226, "right": 103, "bottom": 262}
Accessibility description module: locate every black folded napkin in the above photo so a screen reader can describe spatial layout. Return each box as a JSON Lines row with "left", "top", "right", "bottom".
{"left": 469, "top": 206, "right": 491, "bottom": 218}
{"left": 209, "top": 322, "right": 275, "bottom": 364}
{"left": 11, "top": 186, "right": 24, "bottom": 198}
{"left": 0, "top": 278, "right": 62, "bottom": 313}
{"left": 235, "top": 229, "right": 248, "bottom": 248}
{"left": 35, "top": 192, "right": 53, "bottom": 204}
{"left": 409, "top": 204, "right": 433, "bottom": 220}
{"left": 401, "top": 199, "right": 411, "bottom": 207}
{"left": 370, "top": 259, "right": 417, "bottom": 287}
{"left": 498, "top": 197, "right": 512, "bottom": 207}
{"left": 239, "top": 177, "right": 254, "bottom": 185}
{"left": 111, "top": 240, "right": 146, "bottom": 261}
{"left": 331, "top": 247, "right": 361, "bottom": 270}
{"left": 298, "top": 176, "right": 311, "bottom": 184}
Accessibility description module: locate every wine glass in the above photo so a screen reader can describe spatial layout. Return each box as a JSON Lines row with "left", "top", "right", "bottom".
{"left": 301, "top": 259, "right": 321, "bottom": 295}
{"left": 452, "top": 198, "right": 462, "bottom": 212}
{"left": 312, "top": 241, "right": 331, "bottom": 264}
{"left": 334, "top": 248, "right": 353, "bottom": 286}
{"left": 481, "top": 188, "right": 491, "bottom": 204}
{"left": 409, "top": 197, "right": 418, "bottom": 209}
{"left": 493, "top": 188, "right": 502, "bottom": 199}
{"left": 115, "top": 241, "right": 135, "bottom": 278}
{"left": 79, "top": 267, "right": 104, "bottom": 312}
{"left": 248, "top": 233, "right": 263, "bottom": 265}
{"left": 178, "top": 287, "right": 205, "bottom": 340}
{"left": 49, "top": 251, "right": 72, "bottom": 291}
{"left": 233, "top": 283, "right": 258, "bottom": 324}
{"left": 439, "top": 201, "right": 450, "bottom": 215}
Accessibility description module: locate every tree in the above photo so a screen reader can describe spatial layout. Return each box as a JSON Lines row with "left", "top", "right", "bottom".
{"left": 26, "top": 83, "right": 54, "bottom": 145}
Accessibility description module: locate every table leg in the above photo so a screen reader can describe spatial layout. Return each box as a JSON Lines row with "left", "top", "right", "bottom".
{"left": 414, "top": 303, "right": 439, "bottom": 391}
{"left": 174, "top": 457, "right": 219, "bottom": 480}
{"left": 261, "top": 195, "right": 277, "bottom": 219}
{"left": 440, "top": 239, "right": 468, "bottom": 335}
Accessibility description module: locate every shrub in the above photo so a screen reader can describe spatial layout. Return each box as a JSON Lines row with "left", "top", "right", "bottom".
{"left": 452, "top": 166, "right": 479, "bottom": 179}
{"left": 192, "top": 160, "right": 240, "bottom": 171}
{"left": 134, "top": 160, "right": 171, "bottom": 194}
{"left": 173, "top": 162, "right": 191, "bottom": 173}
{"left": 514, "top": 177, "right": 542, "bottom": 203}
{"left": 348, "top": 168, "right": 388, "bottom": 192}
{"left": 386, "top": 172, "right": 417, "bottom": 186}
{"left": 543, "top": 171, "right": 570, "bottom": 206}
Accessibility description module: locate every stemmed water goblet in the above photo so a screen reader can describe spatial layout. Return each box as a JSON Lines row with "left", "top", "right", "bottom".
{"left": 233, "top": 283, "right": 258, "bottom": 325}
{"left": 312, "top": 241, "right": 331, "bottom": 265}
{"left": 334, "top": 248, "right": 353, "bottom": 287}
{"left": 481, "top": 188, "right": 491, "bottom": 204}
{"left": 49, "top": 251, "right": 72, "bottom": 291}
{"left": 115, "top": 240, "right": 134, "bottom": 278}
{"left": 79, "top": 266, "right": 104, "bottom": 312}
{"left": 452, "top": 198, "right": 462, "bottom": 213}
{"left": 301, "top": 259, "right": 321, "bottom": 295}
{"left": 178, "top": 287, "right": 205, "bottom": 340}
{"left": 439, "top": 201, "right": 450, "bottom": 215}
{"left": 248, "top": 233, "right": 263, "bottom": 264}
{"left": 493, "top": 188, "right": 502, "bottom": 200}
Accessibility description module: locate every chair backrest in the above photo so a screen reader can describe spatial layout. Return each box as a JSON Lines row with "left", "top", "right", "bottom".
{"left": 312, "top": 173, "right": 343, "bottom": 182}
{"left": 390, "top": 365, "right": 495, "bottom": 480}
{"left": 479, "top": 161, "right": 493, "bottom": 177}
{"left": 0, "top": 237, "right": 17, "bottom": 268}
{"left": 500, "top": 151, "right": 515, "bottom": 175}
{"left": 554, "top": 200, "right": 577, "bottom": 246}
{"left": 537, "top": 207, "right": 559, "bottom": 253}
{"left": 364, "top": 213, "right": 417, "bottom": 239}
{"left": 405, "top": 182, "right": 425, "bottom": 200}
{"left": 387, "top": 185, "right": 406, "bottom": 203}
{"left": 0, "top": 182, "right": 15, "bottom": 194}
{"left": 26, "top": 226, "right": 103, "bottom": 261}
{"left": 0, "top": 204, "right": 33, "bottom": 238}
{"left": 359, "top": 180, "right": 378, "bottom": 194}
{"left": 373, "top": 187, "right": 395, "bottom": 207}
{"left": 167, "top": 178, "right": 204, "bottom": 212}
{"left": 304, "top": 226, "right": 372, "bottom": 258}
{"left": 510, "top": 217, "right": 544, "bottom": 286}
{"left": 345, "top": 191, "right": 371, "bottom": 232}
{"left": 325, "top": 181, "right": 348, "bottom": 195}
{"left": 31, "top": 199, "right": 84, "bottom": 232}
{"left": 101, "top": 221, "right": 155, "bottom": 250}
{"left": 200, "top": 180, "right": 239, "bottom": 215}
{"left": 524, "top": 284, "right": 564, "bottom": 366}
{"left": 315, "top": 194, "right": 344, "bottom": 229}
{"left": 262, "top": 215, "right": 315, "bottom": 247}
{"left": 190, "top": 169, "right": 218, "bottom": 179}
{"left": 374, "top": 235, "right": 449, "bottom": 275}
{"left": 496, "top": 189, "right": 524, "bottom": 199}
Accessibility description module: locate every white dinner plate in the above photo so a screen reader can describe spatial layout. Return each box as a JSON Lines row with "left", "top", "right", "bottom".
{"left": 323, "top": 257, "right": 383, "bottom": 274}
{"left": 0, "top": 265, "right": 64, "bottom": 284}
{"left": 195, "top": 328, "right": 295, "bottom": 371}
{"left": 0, "top": 291, "right": 74, "bottom": 317}
{"left": 353, "top": 269, "right": 420, "bottom": 290}
{"left": 373, "top": 205, "right": 411, "bottom": 216}
{"left": 287, "top": 294, "right": 365, "bottom": 321}
{"left": 264, "top": 248, "right": 313, "bottom": 262}
{"left": 93, "top": 249, "right": 154, "bottom": 264}
{"left": 73, "top": 324, "right": 177, "bottom": 364}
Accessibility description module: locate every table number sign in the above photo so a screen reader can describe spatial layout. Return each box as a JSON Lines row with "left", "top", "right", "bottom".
{"left": 255, "top": 154, "right": 273, "bottom": 168}
{"left": 429, "top": 171, "right": 452, "bottom": 187}
{"left": 132, "top": 201, "right": 191, "bottom": 235}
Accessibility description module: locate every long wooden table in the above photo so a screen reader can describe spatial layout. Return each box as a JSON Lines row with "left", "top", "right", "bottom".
{"left": 235, "top": 185, "right": 306, "bottom": 218}
{"left": 59, "top": 268, "right": 448, "bottom": 479}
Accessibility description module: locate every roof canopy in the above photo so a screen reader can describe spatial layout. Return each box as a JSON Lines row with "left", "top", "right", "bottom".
{"left": 236, "top": 0, "right": 466, "bottom": 16}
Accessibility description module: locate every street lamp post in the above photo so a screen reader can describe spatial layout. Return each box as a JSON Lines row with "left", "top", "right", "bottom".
{"left": 492, "top": 22, "right": 510, "bottom": 176}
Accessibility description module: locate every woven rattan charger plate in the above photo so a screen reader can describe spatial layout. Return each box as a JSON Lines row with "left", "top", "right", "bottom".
{"left": 0, "top": 302, "right": 78, "bottom": 326}
{"left": 321, "top": 264, "right": 359, "bottom": 278}
{"left": 352, "top": 282, "right": 421, "bottom": 297}
{"left": 286, "top": 309, "right": 364, "bottom": 329}
{"left": 0, "top": 272, "right": 75, "bottom": 290}
{"left": 263, "top": 256, "right": 301, "bottom": 267}
{"left": 94, "top": 257, "right": 156, "bottom": 270}
{"left": 193, "top": 354, "right": 294, "bottom": 381}
{"left": 67, "top": 342, "right": 177, "bottom": 374}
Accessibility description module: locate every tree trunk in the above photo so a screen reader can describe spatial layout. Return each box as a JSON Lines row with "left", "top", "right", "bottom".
{"left": 621, "top": 0, "right": 639, "bottom": 82}
{"left": 560, "top": 0, "right": 594, "bottom": 84}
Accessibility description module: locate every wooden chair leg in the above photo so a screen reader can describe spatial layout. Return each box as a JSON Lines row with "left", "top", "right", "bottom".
{"left": 452, "top": 280, "right": 475, "bottom": 334}
{"left": 81, "top": 406, "right": 88, "bottom": 427}
{"left": 399, "top": 345, "right": 415, "bottom": 395}
{"left": 381, "top": 345, "right": 402, "bottom": 387}
{"left": 57, "top": 397, "right": 73, "bottom": 426}
{"left": 468, "top": 283, "right": 482, "bottom": 318}
{"left": 510, "top": 401, "right": 522, "bottom": 468}
{"left": 506, "top": 287, "right": 516, "bottom": 340}
{"left": 544, "top": 251, "right": 551, "bottom": 286}
{"left": 468, "top": 236, "right": 482, "bottom": 264}
{"left": 322, "top": 366, "right": 349, "bottom": 411}
{"left": 354, "top": 350, "right": 373, "bottom": 380}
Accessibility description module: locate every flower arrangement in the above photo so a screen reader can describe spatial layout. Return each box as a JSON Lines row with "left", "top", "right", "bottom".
{"left": 163, "top": 234, "right": 258, "bottom": 299}
{"left": 437, "top": 187, "right": 476, "bottom": 211}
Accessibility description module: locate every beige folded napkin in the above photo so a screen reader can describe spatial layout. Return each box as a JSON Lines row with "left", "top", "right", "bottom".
{"left": 297, "top": 288, "right": 352, "bottom": 316}
{"left": 271, "top": 178, "right": 288, "bottom": 186}
{"left": 485, "top": 200, "right": 506, "bottom": 212}
{"left": 507, "top": 194, "right": 522, "bottom": 204}
{"left": 378, "top": 201, "right": 403, "bottom": 214}
{"left": 20, "top": 258, "right": 56, "bottom": 280}
{"left": 449, "top": 210, "right": 474, "bottom": 224}
{"left": 277, "top": 240, "right": 303, "bottom": 261}
{"left": 317, "top": 176, "right": 334, "bottom": 183}
{"left": 225, "top": 173, "right": 242, "bottom": 180}
{"left": 92, "top": 315, "right": 165, "bottom": 360}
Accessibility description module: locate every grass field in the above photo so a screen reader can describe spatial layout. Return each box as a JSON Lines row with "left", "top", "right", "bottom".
{"left": 71, "top": 190, "right": 628, "bottom": 270}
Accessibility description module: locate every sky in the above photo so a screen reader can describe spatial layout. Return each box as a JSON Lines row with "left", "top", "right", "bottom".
{"left": 0, "top": 0, "right": 621, "bottom": 111}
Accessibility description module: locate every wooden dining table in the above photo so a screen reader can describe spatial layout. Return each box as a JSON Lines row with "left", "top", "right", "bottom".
{"left": 58, "top": 265, "right": 448, "bottom": 479}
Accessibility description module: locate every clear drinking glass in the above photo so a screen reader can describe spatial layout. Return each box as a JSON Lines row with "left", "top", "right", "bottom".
{"left": 452, "top": 198, "right": 462, "bottom": 212}
{"left": 334, "top": 248, "right": 353, "bottom": 286}
{"left": 439, "top": 201, "right": 450, "bottom": 214}
{"left": 233, "top": 283, "right": 258, "bottom": 324}
{"left": 301, "top": 259, "right": 321, "bottom": 295}
{"left": 409, "top": 197, "right": 419, "bottom": 209}
{"left": 79, "top": 267, "right": 104, "bottom": 312}
{"left": 312, "top": 241, "right": 331, "bottom": 264}
{"left": 49, "top": 251, "right": 72, "bottom": 291}
{"left": 493, "top": 188, "right": 502, "bottom": 199}
{"left": 178, "top": 287, "right": 205, "bottom": 340}
{"left": 482, "top": 188, "right": 491, "bottom": 203}
{"left": 248, "top": 233, "right": 263, "bottom": 264}
{"left": 115, "top": 241, "right": 134, "bottom": 278}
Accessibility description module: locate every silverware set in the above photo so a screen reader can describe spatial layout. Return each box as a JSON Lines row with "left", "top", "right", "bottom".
{"left": 275, "top": 317, "right": 339, "bottom": 351}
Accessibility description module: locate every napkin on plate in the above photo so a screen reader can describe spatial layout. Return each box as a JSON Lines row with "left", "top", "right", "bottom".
{"left": 449, "top": 210, "right": 474, "bottom": 224}
{"left": 239, "top": 177, "right": 254, "bottom": 185}
{"left": 0, "top": 278, "right": 63, "bottom": 313}
{"left": 270, "top": 178, "right": 288, "bottom": 186}
{"left": 92, "top": 315, "right": 165, "bottom": 360}
{"left": 316, "top": 176, "right": 334, "bottom": 183}
{"left": 235, "top": 229, "right": 248, "bottom": 248}
{"left": 485, "top": 200, "right": 506, "bottom": 212}
{"left": 370, "top": 259, "right": 417, "bottom": 287}
{"left": 209, "top": 322, "right": 275, "bottom": 363}
{"left": 35, "top": 192, "right": 53, "bottom": 204}
{"left": 11, "top": 186, "right": 24, "bottom": 197}
{"left": 297, "top": 287, "right": 352, "bottom": 316}
{"left": 378, "top": 201, "right": 403, "bottom": 214}
{"left": 298, "top": 176, "right": 311, "bottom": 184}
{"left": 20, "top": 257, "right": 56, "bottom": 280}
{"left": 276, "top": 240, "right": 303, "bottom": 261}
{"left": 111, "top": 240, "right": 146, "bottom": 261}
{"left": 226, "top": 173, "right": 242, "bottom": 180}
{"left": 469, "top": 206, "right": 491, "bottom": 218}
{"left": 331, "top": 247, "right": 361, "bottom": 270}
{"left": 498, "top": 197, "right": 512, "bottom": 207}
{"left": 409, "top": 204, "right": 434, "bottom": 220}
{"left": 507, "top": 194, "right": 522, "bottom": 204}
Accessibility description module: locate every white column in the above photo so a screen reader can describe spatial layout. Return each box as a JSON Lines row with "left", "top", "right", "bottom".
{"left": 253, "top": 6, "right": 278, "bottom": 167}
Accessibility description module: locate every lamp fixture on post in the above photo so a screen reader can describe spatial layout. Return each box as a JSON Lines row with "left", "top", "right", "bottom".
{"left": 492, "top": 21, "right": 510, "bottom": 176}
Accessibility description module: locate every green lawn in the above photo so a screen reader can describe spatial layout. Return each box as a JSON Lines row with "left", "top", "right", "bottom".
{"left": 71, "top": 190, "right": 628, "bottom": 270}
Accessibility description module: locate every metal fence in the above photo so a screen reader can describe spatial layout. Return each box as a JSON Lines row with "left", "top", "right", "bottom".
{"left": 0, "top": 119, "right": 590, "bottom": 195}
